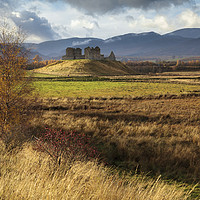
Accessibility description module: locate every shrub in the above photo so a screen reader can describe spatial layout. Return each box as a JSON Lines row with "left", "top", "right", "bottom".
{"left": 35, "top": 128, "right": 100, "bottom": 163}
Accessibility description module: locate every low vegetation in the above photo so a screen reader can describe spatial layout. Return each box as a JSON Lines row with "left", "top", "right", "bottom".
{"left": 32, "top": 96, "right": 200, "bottom": 183}
{"left": 0, "top": 141, "right": 191, "bottom": 199}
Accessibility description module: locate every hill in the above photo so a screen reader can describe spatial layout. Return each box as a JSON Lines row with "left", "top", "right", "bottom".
{"left": 33, "top": 59, "right": 135, "bottom": 76}
{"left": 165, "top": 28, "right": 200, "bottom": 38}
{"left": 29, "top": 28, "right": 200, "bottom": 59}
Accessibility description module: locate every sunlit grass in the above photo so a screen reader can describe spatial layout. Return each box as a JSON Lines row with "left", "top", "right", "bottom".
{"left": 33, "top": 81, "right": 200, "bottom": 98}
{"left": 0, "top": 142, "right": 191, "bottom": 200}
{"left": 27, "top": 71, "right": 58, "bottom": 77}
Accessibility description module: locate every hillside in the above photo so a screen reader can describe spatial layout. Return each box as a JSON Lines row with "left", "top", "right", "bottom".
{"left": 29, "top": 28, "right": 200, "bottom": 59}
{"left": 166, "top": 28, "right": 200, "bottom": 38}
{"left": 33, "top": 59, "right": 135, "bottom": 76}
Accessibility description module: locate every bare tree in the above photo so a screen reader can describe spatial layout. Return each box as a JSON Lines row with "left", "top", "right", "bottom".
{"left": 0, "top": 23, "right": 32, "bottom": 147}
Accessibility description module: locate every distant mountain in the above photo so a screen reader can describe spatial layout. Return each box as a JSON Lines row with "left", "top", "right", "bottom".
{"left": 165, "top": 28, "right": 200, "bottom": 39}
{"left": 28, "top": 28, "right": 200, "bottom": 59}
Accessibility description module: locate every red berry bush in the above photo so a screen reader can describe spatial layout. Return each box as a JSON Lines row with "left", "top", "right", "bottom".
{"left": 35, "top": 128, "right": 100, "bottom": 162}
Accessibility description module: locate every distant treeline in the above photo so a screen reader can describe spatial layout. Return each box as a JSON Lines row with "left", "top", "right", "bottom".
{"left": 125, "top": 60, "right": 200, "bottom": 73}
{"left": 26, "top": 55, "right": 63, "bottom": 70}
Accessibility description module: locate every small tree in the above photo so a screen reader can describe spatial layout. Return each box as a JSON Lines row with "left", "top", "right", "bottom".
{"left": 0, "top": 23, "right": 32, "bottom": 146}
{"left": 33, "top": 54, "right": 42, "bottom": 63}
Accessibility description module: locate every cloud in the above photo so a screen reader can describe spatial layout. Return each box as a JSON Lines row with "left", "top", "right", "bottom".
{"left": 178, "top": 9, "right": 200, "bottom": 27}
{"left": 0, "top": 0, "right": 18, "bottom": 10}
{"left": 72, "top": 39, "right": 92, "bottom": 46}
{"left": 52, "top": 24, "right": 70, "bottom": 38}
{"left": 11, "top": 11, "right": 60, "bottom": 42}
{"left": 0, "top": 0, "right": 21, "bottom": 17}
{"left": 49, "top": 0, "right": 194, "bottom": 14}
{"left": 127, "top": 14, "right": 173, "bottom": 33}
{"left": 104, "top": 37, "right": 122, "bottom": 43}
{"left": 70, "top": 18, "right": 99, "bottom": 37}
{"left": 126, "top": 15, "right": 134, "bottom": 23}
{"left": 71, "top": 19, "right": 99, "bottom": 29}
{"left": 1, "top": 0, "right": 198, "bottom": 43}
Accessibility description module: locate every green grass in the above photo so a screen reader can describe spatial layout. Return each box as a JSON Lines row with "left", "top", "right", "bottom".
{"left": 33, "top": 80, "right": 200, "bottom": 98}
{"left": 27, "top": 72, "right": 59, "bottom": 78}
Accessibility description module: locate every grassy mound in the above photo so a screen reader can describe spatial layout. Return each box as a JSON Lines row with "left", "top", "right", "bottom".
{"left": 33, "top": 59, "right": 135, "bottom": 76}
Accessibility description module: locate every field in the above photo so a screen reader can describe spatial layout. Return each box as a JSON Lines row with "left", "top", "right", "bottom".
{"left": 32, "top": 71, "right": 200, "bottom": 98}
{"left": 33, "top": 91, "right": 200, "bottom": 182}
{"left": 1, "top": 68, "right": 200, "bottom": 199}
{"left": 30, "top": 71, "right": 200, "bottom": 197}
{"left": 33, "top": 81, "right": 200, "bottom": 98}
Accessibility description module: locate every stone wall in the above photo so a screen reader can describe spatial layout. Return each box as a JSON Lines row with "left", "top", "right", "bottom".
{"left": 106, "top": 51, "right": 116, "bottom": 61}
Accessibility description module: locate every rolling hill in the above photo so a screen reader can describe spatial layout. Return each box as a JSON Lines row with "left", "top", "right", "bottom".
{"left": 29, "top": 28, "right": 200, "bottom": 59}
{"left": 165, "top": 28, "right": 200, "bottom": 38}
{"left": 33, "top": 59, "right": 136, "bottom": 76}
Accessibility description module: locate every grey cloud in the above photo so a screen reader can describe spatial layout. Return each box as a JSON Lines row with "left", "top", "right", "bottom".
{"left": 50, "top": 0, "right": 194, "bottom": 14}
{"left": 11, "top": 11, "right": 60, "bottom": 41}
{"left": 53, "top": 24, "right": 70, "bottom": 38}
{"left": 83, "top": 27, "right": 94, "bottom": 37}
{"left": 93, "top": 21, "right": 100, "bottom": 28}
{"left": 104, "top": 37, "right": 121, "bottom": 43}
{"left": 126, "top": 15, "right": 134, "bottom": 22}
{"left": 0, "top": 0, "right": 20, "bottom": 16}
{"left": 0, "top": 0, "right": 18, "bottom": 9}
{"left": 83, "top": 21, "right": 99, "bottom": 36}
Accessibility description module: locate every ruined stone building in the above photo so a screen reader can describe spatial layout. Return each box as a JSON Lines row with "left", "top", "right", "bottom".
{"left": 84, "top": 46, "right": 104, "bottom": 60}
{"left": 62, "top": 46, "right": 116, "bottom": 61}
{"left": 108, "top": 51, "right": 116, "bottom": 61}
{"left": 62, "top": 48, "right": 85, "bottom": 60}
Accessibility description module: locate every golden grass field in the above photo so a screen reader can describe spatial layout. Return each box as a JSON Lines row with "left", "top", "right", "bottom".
{"left": 32, "top": 95, "right": 200, "bottom": 182}
{"left": 1, "top": 64, "right": 200, "bottom": 199}
{"left": 0, "top": 142, "right": 192, "bottom": 199}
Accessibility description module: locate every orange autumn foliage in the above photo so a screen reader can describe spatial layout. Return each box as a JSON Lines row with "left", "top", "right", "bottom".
{"left": 0, "top": 23, "right": 32, "bottom": 146}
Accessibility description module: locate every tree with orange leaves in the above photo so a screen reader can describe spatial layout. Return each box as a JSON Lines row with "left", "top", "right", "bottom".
{"left": 0, "top": 23, "right": 32, "bottom": 147}
{"left": 33, "top": 54, "right": 42, "bottom": 63}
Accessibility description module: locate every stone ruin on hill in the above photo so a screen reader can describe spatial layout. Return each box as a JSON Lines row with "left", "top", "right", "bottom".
{"left": 62, "top": 46, "right": 116, "bottom": 61}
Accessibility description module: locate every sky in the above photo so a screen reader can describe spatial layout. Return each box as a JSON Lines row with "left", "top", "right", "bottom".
{"left": 0, "top": 0, "right": 200, "bottom": 43}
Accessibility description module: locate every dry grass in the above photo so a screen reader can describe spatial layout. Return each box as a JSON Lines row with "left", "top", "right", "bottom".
{"left": 103, "top": 72, "right": 200, "bottom": 84}
{"left": 32, "top": 96, "right": 200, "bottom": 183}
{"left": 0, "top": 142, "right": 190, "bottom": 200}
